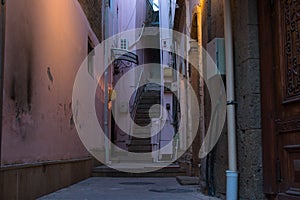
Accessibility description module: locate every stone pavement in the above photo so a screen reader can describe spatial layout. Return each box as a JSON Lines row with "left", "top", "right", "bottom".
{"left": 38, "top": 177, "right": 221, "bottom": 200}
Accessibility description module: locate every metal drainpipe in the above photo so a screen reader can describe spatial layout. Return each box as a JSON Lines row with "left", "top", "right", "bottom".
{"left": 103, "top": 0, "right": 110, "bottom": 164}
{"left": 0, "top": 0, "right": 5, "bottom": 166}
{"left": 223, "top": 0, "right": 238, "bottom": 199}
{"left": 185, "top": 0, "right": 190, "bottom": 153}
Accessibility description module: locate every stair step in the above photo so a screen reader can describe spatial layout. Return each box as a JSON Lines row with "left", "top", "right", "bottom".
{"left": 141, "top": 92, "right": 160, "bottom": 96}
{"left": 135, "top": 111, "right": 160, "bottom": 115}
{"left": 141, "top": 93, "right": 160, "bottom": 97}
{"left": 141, "top": 95, "right": 160, "bottom": 99}
{"left": 134, "top": 122, "right": 151, "bottom": 126}
{"left": 134, "top": 118, "right": 152, "bottom": 123}
{"left": 135, "top": 114, "right": 158, "bottom": 118}
{"left": 92, "top": 164, "right": 186, "bottom": 177}
{"left": 142, "top": 93, "right": 160, "bottom": 95}
{"left": 136, "top": 105, "right": 155, "bottom": 109}
{"left": 134, "top": 116, "right": 159, "bottom": 121}
{"left": 135, "top": 114, "right": 159, "bottom": 117}
{"left": 134, "top": 115, "right": 151, "bottom": 119}
{"left": 136, "top": 114, "right": 159, "bottom": 118}
{"left": 110, "top": 154, "right": 153, "bottom": 162}
{"left": 136, "top": 109, "right": 160, "bottom": 114}
{"left": 129, "top": 135, "right": 151, "bottom": 140}
{"left": 132, "top": 128, "right": 151, "bottom": 134}
{"left": 128, "top": 145, "right": 152, "bottom": 152}
{"left": 134, "top": 115, "right": 150, "bottom": 119}
{"left": 132, "top": 129, "right": 151, "bottom": 135}
{"left": 129, "top": 139, "right": 151, "bottom": 145}
{"left": 135, "top": 120, "right": 151, "bottom": 126}
{"left": 145, "top": 87, "right": 161, "bottom": 92}
{"left": 139, "top": 99, "right": 160, "bottom": 104}
{"left": 135, "top": 113, "right": 150, "bottom": 119}
{"left": 138, "top": 95, "right": 159, "bottom": 99}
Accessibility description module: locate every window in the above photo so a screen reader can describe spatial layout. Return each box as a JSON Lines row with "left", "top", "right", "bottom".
{"left": 108, "top": 0, "right": 114, "bottom": 11}
{"left": 120, "top": 38, "right": 128, "bottom": 50}
{"left": 153, "top": 0, "right": 159, "bottom": 11}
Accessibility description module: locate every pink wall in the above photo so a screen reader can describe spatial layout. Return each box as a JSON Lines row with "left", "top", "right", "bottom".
{"left": 2, "top": 0, "right": 99, "bottom": 164}
{"left": 108, "top": 0, "right": 147, "bottom": 149}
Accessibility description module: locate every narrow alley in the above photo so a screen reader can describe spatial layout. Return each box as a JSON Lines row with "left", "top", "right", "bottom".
{"left": 0, "top": 0, "right": 299, "bottom": 200}
{"left": 38, "top": 177, "right": 220, "bottom": 200}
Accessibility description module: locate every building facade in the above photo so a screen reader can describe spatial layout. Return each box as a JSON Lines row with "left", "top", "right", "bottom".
{"left": 174, "top": 0, "right": 264, "bottom": 199}
{"left": 0, "top": 0, "right": 102, "bottom": 199}
{"left": 174, "top": 0, "right": 300, "bottom": 200}
{"left": 1, "top": 0, "right": 300, "bottom": 200}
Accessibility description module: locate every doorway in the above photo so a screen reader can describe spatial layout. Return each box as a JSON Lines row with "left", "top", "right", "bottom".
{"left": 259, "top": 0, "right": 300, "bottom": 199}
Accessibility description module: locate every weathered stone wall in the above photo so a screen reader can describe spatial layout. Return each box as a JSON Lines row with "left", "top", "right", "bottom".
{"left": 1, "top": 0, "right": 97, "bottom": 197}
{"left": 175, "top": 0, "right": 264, "bottom": 198}
{"left": 200, "top": 0, "right": 228, "bottom": 197}
{"left": 78, "top": 0, "right": 103, "bottom": 41}
{"left": 200, "top": 0, "right": 265, "bottom": 199}
{"left": 231, "top": 0, "right": 264, "bottom": 199}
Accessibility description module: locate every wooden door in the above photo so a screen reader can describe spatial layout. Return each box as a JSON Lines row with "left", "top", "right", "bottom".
{"left": 260, "top": 0, "right": 300, "bottom": 199}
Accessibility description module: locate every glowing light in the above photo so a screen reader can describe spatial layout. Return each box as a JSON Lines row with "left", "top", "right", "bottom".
{"left": 153, "top": 0, "right": 159, "bottom": 11}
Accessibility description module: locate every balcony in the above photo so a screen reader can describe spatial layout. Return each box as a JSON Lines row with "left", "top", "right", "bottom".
{"left": 145, "top": 0, "right": 159, "bottom": 27}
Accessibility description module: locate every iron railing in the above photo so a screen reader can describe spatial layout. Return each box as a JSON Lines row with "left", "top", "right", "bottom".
{"left": 128, "top": 68, "right": 146, "bottom": 142}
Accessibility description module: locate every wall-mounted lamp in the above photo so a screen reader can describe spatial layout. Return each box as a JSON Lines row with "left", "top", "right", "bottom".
{"left": 108, "top": 88, "right": 116, "bottom": 101}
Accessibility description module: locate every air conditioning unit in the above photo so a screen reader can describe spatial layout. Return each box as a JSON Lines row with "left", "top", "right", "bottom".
{"left": 164, "top": 67, "right": 173, "bottom": 78}
{"left": 206, "top": 38, "right": 226, "bottom": 76}
{"left": 171, "top": 82, "right": 178, "bottom": 92}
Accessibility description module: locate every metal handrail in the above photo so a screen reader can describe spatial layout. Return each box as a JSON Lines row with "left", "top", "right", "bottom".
{"left": 130, "top": 68, "right": 144, "bottom": 114}
{"left": 146, "top": 0, "right": 159, "bottom": 10}
{"left": 128, "top": 68, "right": 145, "bottom": 141}
{"left": 146, "top": 0, "right": 153, "bottom": 10}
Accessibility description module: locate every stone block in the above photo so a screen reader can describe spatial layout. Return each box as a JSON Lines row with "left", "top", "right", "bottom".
{"left": 233, "top": 25, "right": 259, "bottom": 64}
{"left": 235, "top": 59, "right": 261, "bottom": 95}
{"left": 237, "top": 129, "right": 265, "bottom": 199}
{"left": 236, "top": 93, "right": 261, "bottom": 130}
{"left": 247, "top": 0, "right": 258, "bottom": 25}
{"left": 247, "top": 25, "right": 260, "bottom": 59}
{"left": 176, "top": 176, "right": 200, "bottom": 185}
{"left": 213, "top": 130, "right": 228, "bottom": 195}
{"left": 237, "top": 129, "right": 263, "bottom": 166}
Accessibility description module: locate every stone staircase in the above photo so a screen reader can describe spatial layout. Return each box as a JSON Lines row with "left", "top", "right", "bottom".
{"left": 92, "top": 164, "right": 186, "bottom": 177}
{"left": 128, "top": 84, "right": 161, "bottom": 153}
{"left": 92, "top": 84, "right": 187, "bottom": 177}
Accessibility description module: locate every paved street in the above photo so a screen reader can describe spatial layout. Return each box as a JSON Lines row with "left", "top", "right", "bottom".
{"left": 38, "top": 177, "right": 221, "bottom": 200}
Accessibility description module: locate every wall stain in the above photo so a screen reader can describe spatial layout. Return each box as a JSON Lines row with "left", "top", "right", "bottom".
{"left": 10, "top": 77, "right": 16, "bottom": 100}
{"left": 64, "top": 104, "right": 67, "bottom": 116}
{"left": 47, "top": 67, "right": 54, "bottom": 83}
{"left": 47, "top": 67, "right": 54, "bottom": 91}
{"left": 10, "top": 51, "right": 33, "bottom": 112}
{"left": 27, "top": 60, "right": 32, "bottom": 111}
{"left": 70, "top": 114, "right": 74, "bottom": 128}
